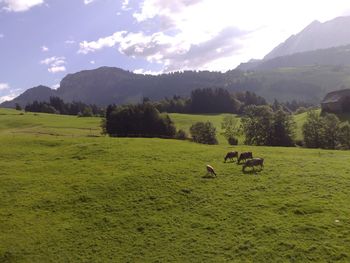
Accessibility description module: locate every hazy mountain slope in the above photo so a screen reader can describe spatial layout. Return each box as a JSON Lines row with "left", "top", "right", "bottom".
{"left": 1, "top": 85, "right": 57, "bottom": 108}
{"left": 252, "top": 44, "right": 350, "bottom": 71}
{"left": 57, "top": 67, "right": 228, "bottom": 105}
{"left": 3, "top": 65, "right": 350, "bottom": 108}
{"left": 265, "top": 16, "right": 350, "bottom": 60}
{"left": 58, "top": 67, "right": 150, "bottom": 105}
{"left": 1, "top": 67, "right": 229, "bottom": 108}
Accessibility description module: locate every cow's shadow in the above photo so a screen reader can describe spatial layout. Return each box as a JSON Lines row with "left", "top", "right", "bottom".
{"left": 202, "top": 173, "right": 216, "bottom": 179}
{"left": 242, "top": 168, "right": 263, "bottom": 175}
{"left": 223, "top": 160, "right": 237, "bottom": 164}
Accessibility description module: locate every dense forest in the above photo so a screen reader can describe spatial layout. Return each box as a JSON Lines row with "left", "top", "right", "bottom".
{"left": 24, "top": 97, "right": 104, "bottom": 116}
{"left": 23, "top": 89, "right": 312, "bottom": 116}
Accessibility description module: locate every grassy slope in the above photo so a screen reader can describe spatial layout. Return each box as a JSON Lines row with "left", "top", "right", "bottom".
{"left": 0, "top": 109, "right": 100, "bottom": 137}
{"left": 294, "top": 111, "right": 310, "bottom": 140}
{"left": 1, "top": 109, "right": 350, "bottom": 262}
{"left": 169, "top": 113, "right": 241, "bottom": 144}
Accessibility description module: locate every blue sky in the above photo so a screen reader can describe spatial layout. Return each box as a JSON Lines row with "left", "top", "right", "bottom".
{"left": 1, "top": 0, "right": 350, "bottom": 102}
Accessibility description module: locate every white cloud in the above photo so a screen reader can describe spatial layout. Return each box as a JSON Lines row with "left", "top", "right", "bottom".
{"left": 41, "top": 45, "right": 49, "bottom": 52}
{"left": 78, "top": 31, "right": 127, "bottom": 54}
{"left": 65, "top": 40, "right": 76, "bottom": 45}
{"left": 0, "top": 34, "right": 4, "bottom": 38}
{"left": 90, "top": 60, "right": 95, "bottom": 64}
{"left": 133, "top": 68, "right": 162, "bottom": 75}
{"left": 84, "top": 0, "right": 96, "bottom": 4}
{"left": 0, "top": 95, "right": 15, "bottom": 103}
{"left": 121, "top": 0, "right": 130, "bottom": 10}
{"left": 0, "top": 83, "right": 10, "bottom": 90}
{"left": 40, "top": 56, "right": 66, "bottom": 73}
{"left": 79, "top": 0, "right": 350, "bottom": 72}
{"left": 48, "top": 66, "right": 66, "bottom": 73}
{"left": 51, "top": 83, "right": 60, "bottom": 89}
{"left": 1, "top": 0, "right": 44, "bottom": 12}
{"left": 0, "top": 87, "right": 22, "bottom": 103}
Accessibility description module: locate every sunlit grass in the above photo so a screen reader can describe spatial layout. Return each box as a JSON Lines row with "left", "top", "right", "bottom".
{"left": 1, "top": 108, "right": 350, "bottom": 261}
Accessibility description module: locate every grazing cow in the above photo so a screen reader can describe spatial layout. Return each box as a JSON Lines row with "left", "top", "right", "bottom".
{"left": 242, "top": 158, "right": 264, "bottom": 172}
{"left": 224, "top": 151, "right": 238, "bottom": 162}
{"left": 237, "top": 152, "right": 253, "bottom": 164}
{"left": 206, "top": 164, "right": 217, "bottom": 176}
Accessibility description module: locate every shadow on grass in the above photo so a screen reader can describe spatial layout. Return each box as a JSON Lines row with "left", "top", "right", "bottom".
{"left": 223, "top": 160, "right": 237, "bottom": 164}
{"left": 242, "top": 168, "right": 263, "bottom": 175}
{"left": 202, "top": 174, "right": 216, "bottom": 179}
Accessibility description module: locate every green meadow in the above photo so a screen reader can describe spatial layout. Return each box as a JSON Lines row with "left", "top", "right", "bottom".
{"left": 1, "top": 109, "right": 350, "bottom": 262}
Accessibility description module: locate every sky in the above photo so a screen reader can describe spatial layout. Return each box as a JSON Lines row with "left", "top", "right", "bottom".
{"left": 1, "top": 0, "right": 350, "bottom": 102}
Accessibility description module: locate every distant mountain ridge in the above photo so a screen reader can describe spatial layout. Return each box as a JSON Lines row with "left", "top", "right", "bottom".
{"left": 5, "top": 85, "right": 58, "bottom": 107}
{"left": 2, "top": 65, "right": 350, "bottom": 107}
{"left": 238, "top": 16, "right": 350, "bottom": 71}
{"left": 241, "top": 44, "right": 350, "bottom": 71}
{"left": 265, "top": 16, "right": 350, "bottom": 60}
{"left": 1, "top": 67, "right": 230, "bottom": 108}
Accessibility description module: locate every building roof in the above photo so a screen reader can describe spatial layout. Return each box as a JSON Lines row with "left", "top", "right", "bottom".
{"left": 321, "top": 89, "right": 350, "bottom": 104}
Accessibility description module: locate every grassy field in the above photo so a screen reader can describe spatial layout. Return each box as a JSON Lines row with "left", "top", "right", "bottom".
{"left": 169, "top": 113, "right": 240, "bottom": 144}
{"left": 1, "top": 109, "right": 350, "bottom": 262}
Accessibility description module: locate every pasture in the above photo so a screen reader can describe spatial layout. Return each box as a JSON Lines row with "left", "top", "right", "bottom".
{"left": 1, "top": 109, "right": 350, "bottom": 262}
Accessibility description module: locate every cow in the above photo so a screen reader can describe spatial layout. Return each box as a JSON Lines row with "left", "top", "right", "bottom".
{"left": 206, "top": 164, "right": 217, "bottom": 176}
{"left": 224, "top": 151, "right": 238, "bottom": 162}
{"left": 242, "top": 158, "right": 264, "bottom": 172}
{"left": 237, "top": 152, "right": 253, "bottom": 164}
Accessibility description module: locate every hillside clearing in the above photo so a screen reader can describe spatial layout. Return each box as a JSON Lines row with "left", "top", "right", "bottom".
{"left": 1, "top": 108, "right": 350, "bottom": 262}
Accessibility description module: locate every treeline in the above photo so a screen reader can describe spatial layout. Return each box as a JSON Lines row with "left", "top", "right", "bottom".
{"left": 153, "top": 88, "right": 267, "bottom": 114}
{"left": 24, "top": 97, "right": 104, "bottom": 116}
{"left": 153, "top": 88, "right": 312, "bottom": 114}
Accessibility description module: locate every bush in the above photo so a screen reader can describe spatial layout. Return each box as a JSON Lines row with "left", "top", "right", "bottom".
{"left": 295, "top": 107, "right": 307, "bottom": 115}
{"left": 15, "top": 103, "right": 22, "bottom": 111}
{"left": 175, "top": 129, "right": 188, "bottom": 140}
{"left": 228, "top": 136, "right": 238, "bottom": 145}
{"left": 78, "top": 107, "right": 94, "bottom": 117}
{"left": 295, "top": 139, "right": 304, "bottom": 147}
{"left": 190, "top": 122, "right": 218, "bottom": 145}
{"left": 221, "top": 115, "right": 241, "bottom": 144}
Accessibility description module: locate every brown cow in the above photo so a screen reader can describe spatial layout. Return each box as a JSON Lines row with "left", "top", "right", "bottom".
{"left": 224, "top": 151, "right": 238, "bottom": 162}
{"left": 242, "top": 158, "right": 264, "bottom": 172}
{"left": 237, "top": 152, "right": 253, "bottom": 164}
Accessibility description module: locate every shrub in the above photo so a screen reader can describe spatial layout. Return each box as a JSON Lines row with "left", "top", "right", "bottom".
{"left": 295, "top": 139, "right": 304, "bottom": 147}
{"left": 15, "top": 103, "right": 22, "bottom": 111}
{"left": 228, "top": 136, "right": 238, "bottom": 145}
{"left": 190, "top": 122, "right": 218, "bottom": 145}
{"left": 221, "top": 115, "right": 241, "bottom": 143}
{"left": 175, "top": 129, "right": 188, "bottom": 140}
{"left": 295, "top": 107, "right": 307, "bottom": 115}
{"left": 78, "top": 107, "right": 93, "bottom": 117}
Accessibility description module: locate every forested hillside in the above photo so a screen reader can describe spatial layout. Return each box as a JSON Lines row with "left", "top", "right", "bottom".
{"left": 2, "top": 65, "right": 350, "bottom": 108}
